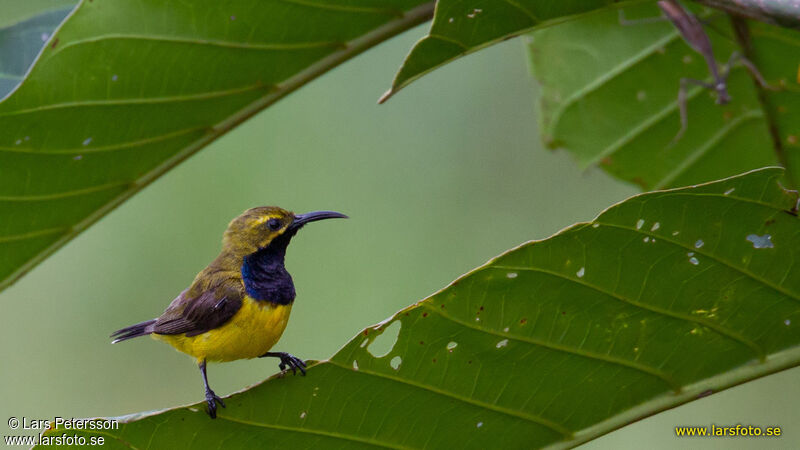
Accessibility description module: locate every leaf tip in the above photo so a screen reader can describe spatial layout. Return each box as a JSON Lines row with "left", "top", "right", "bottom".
{"left": 377, "top": 88, "right": 394, "bottom": 104}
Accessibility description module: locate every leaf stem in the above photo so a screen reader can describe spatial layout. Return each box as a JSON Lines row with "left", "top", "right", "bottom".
{"left": 729, "top": 16, "right": 796, "bottom": 189}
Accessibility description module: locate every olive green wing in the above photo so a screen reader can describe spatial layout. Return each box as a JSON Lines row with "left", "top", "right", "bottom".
{"left": 153, "top": 280, "right": 243, "bottom": 337}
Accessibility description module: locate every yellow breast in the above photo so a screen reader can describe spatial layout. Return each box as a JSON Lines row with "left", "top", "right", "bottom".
{"left": 155, "top": 297, "right": 292, "bottom": 362}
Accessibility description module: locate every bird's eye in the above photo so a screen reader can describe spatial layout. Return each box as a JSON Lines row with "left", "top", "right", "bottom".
{"left": 267, "top": 218, "right": 282, "bottom": 231}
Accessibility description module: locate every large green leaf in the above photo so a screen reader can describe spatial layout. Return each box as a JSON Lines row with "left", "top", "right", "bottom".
{"left": 39, "top": 168, "right": 800, "bottom": 448}
{"left": 0, "top": 0, "right": 434, "bottom": 293}
{"left": 379, "top": 0, "right": 636, "bottom": 103}
{"left": 528, "top": 3, "right": 800, "bottom": 190}
{"left": 0, "top": 7, "right": 72, "bottom": 98}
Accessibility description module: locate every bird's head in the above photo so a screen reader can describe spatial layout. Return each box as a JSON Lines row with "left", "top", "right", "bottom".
{"left": 223, "top": 206, "right": 347, "bottom": 257}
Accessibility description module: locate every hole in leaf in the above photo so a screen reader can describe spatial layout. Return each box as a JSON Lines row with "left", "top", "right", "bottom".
{"left": 367, "top": 320, "right": 401, "bottom": 358}
{"left": 746, "top": 234, "right": 773, "bottom": 249}
{"left": 390, "top": 356, "right": 402, "bottom": 370}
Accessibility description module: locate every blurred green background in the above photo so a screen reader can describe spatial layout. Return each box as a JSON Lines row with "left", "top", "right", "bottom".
{"left": 0, "top": 2, "right": 798, "bottom": 448}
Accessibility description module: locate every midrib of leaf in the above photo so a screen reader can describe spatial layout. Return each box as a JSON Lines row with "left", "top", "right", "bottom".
{"left": 0, "top": 2, "right": 436, "bottom": 293}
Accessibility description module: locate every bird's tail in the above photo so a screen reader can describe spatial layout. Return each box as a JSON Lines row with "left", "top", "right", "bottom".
{"left": 110, "top": 319, "right": 156, "bottom": 344}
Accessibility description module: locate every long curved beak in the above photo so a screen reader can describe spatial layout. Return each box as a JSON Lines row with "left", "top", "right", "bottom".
{"left": 289, "top": 210, "right": 348, "bottom": 231}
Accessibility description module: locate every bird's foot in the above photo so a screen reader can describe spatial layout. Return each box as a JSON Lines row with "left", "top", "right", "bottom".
{"left": 260, "top": 351, "right": 307, "bottom": 376}
{"left": 205, "top": 389, "right": 226, "bottom": 419}
{"left": 277, "top": 352, "right": 307, "bottom": 376}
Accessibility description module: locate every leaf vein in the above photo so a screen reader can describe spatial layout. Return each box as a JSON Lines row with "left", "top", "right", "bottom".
{"left": 0, "top": 126, "right": 207, "bottom": 155}
{"left": 653, "top": 110, "right": 764, "bottom": 188}
{"left": 214, "top": 412, "right": 404, "bottom": 449}
{"left": 328, "top": 358, "right": 572, "bottom": 438}
{"left": 547, "top": 30, "right": 681, "bottom": 139}
{"left": 598, "top": 221, "right": 800, "bottom": 304}
{"left": 49, "top": 33, "right": 343, "bottom": 59}
{"left": 426, "top": 287, "right": 681, "bottom": 390}
{"left": 0, "top": 181, "right": 129, "bottom": 201}
{"left": 0, "top": 227, "right": 67, "bottom": 243}
{"left": 275, "top": 0, "right": 403, "bottom": 16}
{"left": 490, "top": 264, "right": 765, "bottom": 358}
{"left": 0, "top": 84, "right": 271, "bottom": 117}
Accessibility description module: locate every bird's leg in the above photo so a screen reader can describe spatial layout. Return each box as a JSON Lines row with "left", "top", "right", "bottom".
{"left": 260, "top": 351, "right": 307, "bottom": 376}
{"left": 198, "top": 359, "right": 225, "bottom": 419}
{"left": 670, "top": 77, "right": 715, "bottom": 145}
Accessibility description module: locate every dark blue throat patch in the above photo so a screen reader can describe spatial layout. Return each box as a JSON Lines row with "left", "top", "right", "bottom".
{"left": 241, "top": 234, "right": 296, "bottom": 305}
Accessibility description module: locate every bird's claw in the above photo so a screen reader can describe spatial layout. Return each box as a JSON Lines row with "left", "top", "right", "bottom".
{"left": 276, "top": 352, "right": 306, "bottom": 376}
{"left": 205, "top": 389, "right": 226, "bottom": 419}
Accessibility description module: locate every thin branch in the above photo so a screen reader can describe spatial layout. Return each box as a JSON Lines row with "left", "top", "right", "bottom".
{"left": 729, "top": 16, "right": 796, "bottom": 189}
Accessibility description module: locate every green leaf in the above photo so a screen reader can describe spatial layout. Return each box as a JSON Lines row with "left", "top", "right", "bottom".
{"left": 380, "top": 0, "right": 632, "bottom": 103}
{"left": 528, "top": 3, "right": 800, "bottom": 190}
{"left": 39, "top": 168, "right": 800, "bottom": 449}
{"left": 0, "top": 0, "right": 434, "bottom": 293}
{"left": 0, "top": 7, "right": 72, "bottom": 98}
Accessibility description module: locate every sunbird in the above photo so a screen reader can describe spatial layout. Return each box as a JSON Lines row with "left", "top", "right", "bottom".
{"left": 110, "top": 207, "right": 347, "bottom": 418}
